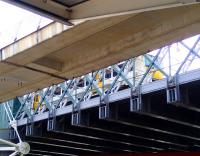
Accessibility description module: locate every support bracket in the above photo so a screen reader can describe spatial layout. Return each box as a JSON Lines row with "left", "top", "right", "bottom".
{"left": 99, "top": 94, "right": 110, "bottom": 119}
{"left": 130, "top": 86, "right": 142, "bottom": 112}
{"left": 47, "top": 109, "right": 56, "bottom": 131}
{"left": 71, "top": 102, "right": 81, "bottom": 126}
{"left": 166, "top": 76, "right": 180, "bottom": 104}
{"left": 26, "top": 117, "right": 33, "bottom": 136}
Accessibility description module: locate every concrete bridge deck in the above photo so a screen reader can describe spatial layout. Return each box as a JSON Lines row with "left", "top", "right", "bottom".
{"left": 0, "top": 3, "right": 200, "bottom": 103}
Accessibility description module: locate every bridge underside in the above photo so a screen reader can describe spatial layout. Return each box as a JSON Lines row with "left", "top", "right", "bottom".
{"left": 3, "top": 0, "right": 200, "bottom": 24}
{"left": 0, "top": 3, "right": 200, "bottom": 102}
{"left": 2, "top": 1, "right": 200, "bottom": 155}
{"left": 11, "top": 78, "right": 200, "bottom": 156}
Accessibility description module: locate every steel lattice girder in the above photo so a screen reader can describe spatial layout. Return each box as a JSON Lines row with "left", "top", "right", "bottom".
{"left": 8, "top": 35, "right": 200, "bottom": 123}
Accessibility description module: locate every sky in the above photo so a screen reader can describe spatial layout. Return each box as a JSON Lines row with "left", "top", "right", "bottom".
{"left": 0, "top": 0, "right": 52, "bottom": 48}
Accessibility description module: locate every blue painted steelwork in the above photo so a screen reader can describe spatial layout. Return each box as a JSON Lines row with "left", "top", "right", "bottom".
{"left": 1, "top": 35, "right": 200, "bottom": 129}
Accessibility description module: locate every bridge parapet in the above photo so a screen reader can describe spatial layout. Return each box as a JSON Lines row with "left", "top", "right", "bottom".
{"left": 0, "top": 22, "right": 70, "bottom": 60}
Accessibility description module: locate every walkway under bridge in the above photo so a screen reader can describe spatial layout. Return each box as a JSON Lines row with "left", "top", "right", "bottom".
{"left": 3, "top": 35, "right": 200, "bottom": 155}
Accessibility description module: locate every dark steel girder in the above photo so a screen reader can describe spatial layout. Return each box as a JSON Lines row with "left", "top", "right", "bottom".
{"left": 25, "top": 136, "right": 126, "bottom": 154}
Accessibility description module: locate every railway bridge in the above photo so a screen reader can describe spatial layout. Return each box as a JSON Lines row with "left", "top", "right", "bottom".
{"left": 3, "top": 35, "right": 200, "bottom": 155}
{"left": 1, "top": 0, "right": 200, "bottom": 156}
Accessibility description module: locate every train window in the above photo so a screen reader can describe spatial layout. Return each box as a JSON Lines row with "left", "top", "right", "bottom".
{"left": 118, "top": 63, "right": 124, "bottom": 69}
{"left": 46, "top": 90, "right": 51, "bottom": 96}
{"left": 85, "top": 79, "right": 89, "bottom": 86}
{"left": 77, "top": 79, "right": 84, "bottom": 87}
{"left": 113, "top": 70, "right": 117, "bottom": 77}
{"left": 27, "top": 96, "right": 32, "bottom": 102}
{"left": 54, "top": 87, "right": 61, "bottom": 95}
{"left": 105, "top": 69, "right": 111, "bottom": 79}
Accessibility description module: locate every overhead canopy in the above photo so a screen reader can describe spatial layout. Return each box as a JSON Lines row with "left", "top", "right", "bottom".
{"left": 3, "top": 0, "right": 200, "bottom": 25}
{"left": 0, "top": 2, "right": 200, "bottom": 102}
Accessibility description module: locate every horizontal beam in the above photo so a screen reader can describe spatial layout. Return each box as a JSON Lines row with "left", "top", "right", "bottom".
{"left": 33, "top": 57, "right": 64, "bottom": 72}
{"left": 28, "top": 141, "right": 102, "bottom": 155}
{"left": 3, "top": 0, "right": 200, "bottom": 23}
{"left": 30, "top": 149, "right": 77, "bottom": 156}
{"left": 98, "top": 152, "right": 200, "bottom": 156}
{"left": 26, "top": 136, "right": 130, "bottom": 154}
{"left": 43, "top": 131, "right": 138, "bottom": 153}
{"left": 70, "top": 0, "right": 200, "bottom": 20}
{"left": 61, "top": 121, "right": 187, "bottom": 151}
{"left": 2, "top": 0, "right": 72, "bottom": 25}
{"left": 46, "top": 133, "right": 150, "bottom": 153}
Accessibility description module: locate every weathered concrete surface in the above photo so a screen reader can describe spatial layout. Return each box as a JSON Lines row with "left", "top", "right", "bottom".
{"left": 3, "top": 0, "right": 200, "bottom": 23}
{"left": 0, "top": 4, "right": 200, "bottom": 102}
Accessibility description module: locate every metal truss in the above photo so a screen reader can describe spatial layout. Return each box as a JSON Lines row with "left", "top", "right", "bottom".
{"left": 11, "top": 35, "right": 200, "bottom": 120}
{"left": 2, "top": 35, "right": 200, "bottom": 139}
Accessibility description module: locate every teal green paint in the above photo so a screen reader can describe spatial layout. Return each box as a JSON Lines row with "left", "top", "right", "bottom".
{"left": 0, "top": 104, "right": 9, "bottom": 129}
{"left": 13, "top": 98, "right": 21, "bottom": 117}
